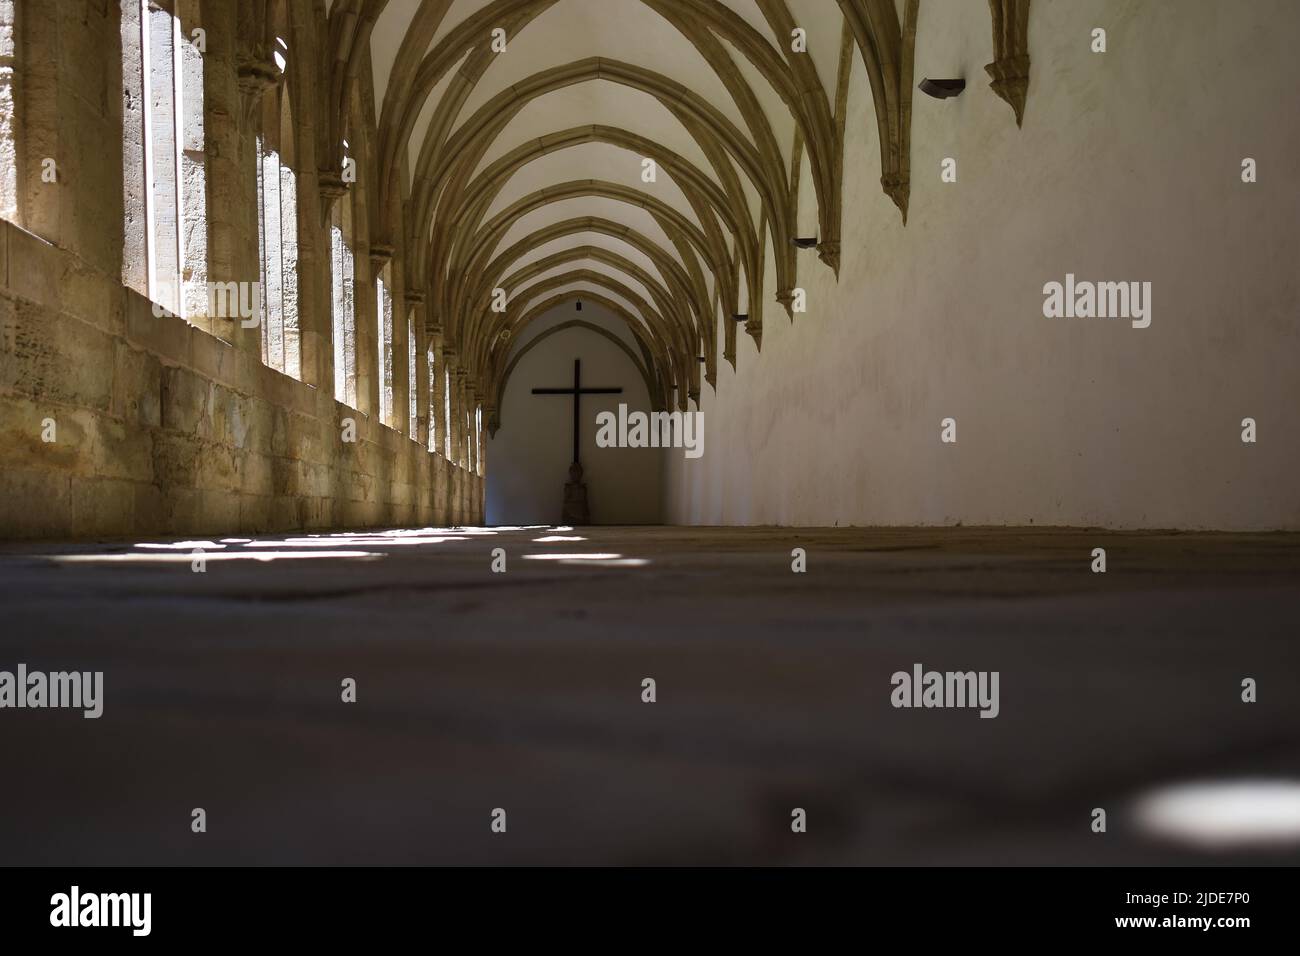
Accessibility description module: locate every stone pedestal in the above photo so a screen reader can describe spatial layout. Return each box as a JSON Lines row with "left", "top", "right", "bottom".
{"left": 561, "top": 462, "right": 590, "bottom": 525}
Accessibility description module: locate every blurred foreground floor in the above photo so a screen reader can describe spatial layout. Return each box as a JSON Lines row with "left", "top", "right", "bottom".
{"left": 0, "top": 524, "right": 1298, "bottom": 865}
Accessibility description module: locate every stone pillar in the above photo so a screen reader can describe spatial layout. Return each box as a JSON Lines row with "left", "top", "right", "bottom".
{"left": 16, "top": 0, "right": 59, "bottom": 245}
{"left": 440, "top": 343, "right": 456, "bottom": 524}
{"left": 287, "top": 7, "right": 328, "bottom": 393}
{"left": 460, "top": 366, "right": 475, "bottom": 470}
{"left": 391, "top": 266, "right": 409, "bottom": 438}
{"left": 368, "top": 244, "right": 393, "bottom": 428}
{"left": 431, "top": 330, "right": 446, "bottom": 455}
{"left": 17, "top": 0, "right": 122, "bottom": 273}
{"left": 408, "top": 289, "right": 427, "bottom": 447}
{"left": 346, "top": 147, "right": 376, "bottom": 419}
{"left": 450, "top": 364, "right": 465, "bottom": 525}
{"left": 431, "top": 330, "right": 444, "bottom": 522}
{"left": 465, "top": 379, "right": 479, "bottom": 521}
{"left": 382, "top": 171, "right": 409, "bottom": 437}
{"left": 432, "top": 451, "right": 448, "bottom": 527}
{"left": 207, "top": 0, "right": 273, "bottom": 354}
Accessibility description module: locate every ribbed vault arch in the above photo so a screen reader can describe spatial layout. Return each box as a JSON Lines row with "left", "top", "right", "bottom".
{"left": 491, "top": 311, "right": 665, "bottom": 436}
{"left": 315, "top": 0, "right": 979, "bottom": 424}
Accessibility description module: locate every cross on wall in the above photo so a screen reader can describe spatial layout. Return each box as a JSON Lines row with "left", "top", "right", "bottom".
{"left": 530, "top": 358, "right": 623, "bottom": 466}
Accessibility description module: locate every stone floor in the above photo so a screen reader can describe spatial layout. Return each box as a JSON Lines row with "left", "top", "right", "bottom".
{"left": 0, "top": 524, "right": 1298, "bottom": 865}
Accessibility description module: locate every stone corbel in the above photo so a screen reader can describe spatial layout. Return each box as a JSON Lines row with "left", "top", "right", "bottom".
{"left": 318, "top": 169, "right": 348, "bottom": 226}
{"left": 776, "top": 288, "right": 796, "bottom": 320}
{"left": 369, "top": 243, "right": 395, "bottom": 277}
{"left": 880, "top": 172, "right": 909, "bottom": 223}
{"left": 817, "top": 240, "right": 842, "bottom": 274}
{"left": 236, "top": 49, "right": 279, "bottom": 129}
{"left": 405, "top": 289, "right": 426, "bottom": 307}
{"left": 986, "top": 0, "right": 1032, "bottom": 126}
{"left": 744, "top": 316, "right": 762, "bottom": 352}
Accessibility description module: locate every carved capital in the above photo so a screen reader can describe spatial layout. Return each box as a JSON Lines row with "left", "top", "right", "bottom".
{"left": 405, "top": 289, "right": 426, "bottom": 306}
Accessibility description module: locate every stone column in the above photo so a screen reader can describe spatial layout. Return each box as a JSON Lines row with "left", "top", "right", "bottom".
{"left": 439, "top": 343, "right": 456, "bottom": 524}
{"left": 17, "top": 0, "right": 122, "bottom": 274}
{"left": 447, "top": 364, "right": 461, "bottom": 525}
{"left": 357, "top": 233, "right": 384, "bottom": 418}
{"left": 475, "top": 389, "right": 487, "bottom": 524}
{"left": 458, "top": 367, "right": 471, "bottom": 468}
{"left": 214, "top": 1, "right": 274, "bottom": 355}
{"left": 404, "top": 288, "right": 428, "bottom": 521}
{"left": 287, "top": 6, "right": 328, "bottom": 393}
{"left": 392, "top": 285, "right": 409, "bottom": 438}
{"left": 408, "top": 289, "right": 427, "bottom": 446}
{"left": 431, "top": 328, "right": 446, "bottom": 455}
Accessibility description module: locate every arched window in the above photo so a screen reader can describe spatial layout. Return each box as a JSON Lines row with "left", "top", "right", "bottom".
{"left": 0, "top": 0, "right": 16, "bottom": 222}
{"left": 427, "top": 346, "right": 437, "bottom": 452}
{"left": 475, "top": 405, "right": 483, "bottom": 475}
{"left": 330, "top": 177, "right": 357, "bottom": 407}
{"left": 443, "top": 365, "right": 452, "bottom": 459}
{"left": 408, "top": 309, "right": 418, "bottom": 438}
{"left": 464, "top": 403, "right": 473, "bottom": 470}
{"left": 255, "top": 34, "right": 300, "bottom": 378}
{"left": 376, "top": 266, "right": 394, "bottom": 426}
{"left": 121, "top": 0, "right": 206, "bottom": 318}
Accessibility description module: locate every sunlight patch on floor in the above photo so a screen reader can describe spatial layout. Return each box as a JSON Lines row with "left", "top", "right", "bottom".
{"left": 1132, "top": 779, "right": 1300, "bottom": 849}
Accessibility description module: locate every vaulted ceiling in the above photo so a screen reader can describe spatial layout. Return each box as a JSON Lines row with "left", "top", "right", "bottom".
{"left": 318, "top": 0, "right": 1030, "bottom": 428}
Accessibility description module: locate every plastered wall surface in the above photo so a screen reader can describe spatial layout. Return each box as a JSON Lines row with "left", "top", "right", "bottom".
{"left": 666, "top": 0, "right": 1300, "bottom": 530}
{"left": 487, "top": 302, "right": 664, "bottom": 525}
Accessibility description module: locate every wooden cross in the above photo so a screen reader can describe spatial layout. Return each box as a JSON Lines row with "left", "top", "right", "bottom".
{"left": 531, "top": 358, "right": 623, "bottom": 465}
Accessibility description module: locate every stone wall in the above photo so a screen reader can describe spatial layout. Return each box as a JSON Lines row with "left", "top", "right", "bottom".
{"left": 0, "top": 217, "right": 481, "bottom": 538}
{"left": 0, "top": 1, "right": 481, "bottom": 540}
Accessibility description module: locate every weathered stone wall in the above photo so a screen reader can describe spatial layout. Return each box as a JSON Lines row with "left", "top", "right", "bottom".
{"left": 0, "top": 217, "right": 480, "bottom": 538}
{"left": 0, "top": 1, "right": 480, "bottom": 540}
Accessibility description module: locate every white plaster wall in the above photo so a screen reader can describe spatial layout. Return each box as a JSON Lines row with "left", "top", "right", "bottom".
{"left": 666, "top": 0, "right": 1300, "bottom": 530}
{"left": 487, "top": 301, "right": 665, "bottom": 524}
